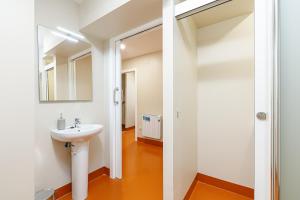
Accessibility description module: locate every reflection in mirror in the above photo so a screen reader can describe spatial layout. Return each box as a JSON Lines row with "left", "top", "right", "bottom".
{"left": 38, "top": 25, "right": 93, "bottom": 101}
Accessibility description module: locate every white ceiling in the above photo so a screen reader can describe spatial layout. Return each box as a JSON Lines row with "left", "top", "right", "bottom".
{"left": 81, "top": 0, "right": 162, "bottom": 40}
{"left": 191, "top": 0, "right": 253, "bottom": 28}
{"left": 73, "top": 0, "right": 84, "bottom": 4}
{"left": 121, "top": 26, "right": 162, "bottom": 60}
{"left": 46, "top": 40, "right": 90, "bottom": 58}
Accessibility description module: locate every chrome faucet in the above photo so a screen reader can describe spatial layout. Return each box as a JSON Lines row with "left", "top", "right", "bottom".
{"left": 74, "top": 118, "right": 81, "bottom": 128}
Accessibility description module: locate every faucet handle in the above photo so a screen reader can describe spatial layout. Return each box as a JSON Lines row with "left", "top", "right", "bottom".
{"left": 75, "top": 118, "right": 81, "bottom": 124}
{"left": 74, "top": 118, "right": 81, "bottom": 128}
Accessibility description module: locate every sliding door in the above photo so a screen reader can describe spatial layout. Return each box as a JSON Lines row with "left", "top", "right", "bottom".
{"left": 279, "top": 0, "right": 300, "bottom": 199}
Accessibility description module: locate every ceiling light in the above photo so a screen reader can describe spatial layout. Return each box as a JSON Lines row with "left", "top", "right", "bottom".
{"left": 57, "top": 26, "right": 85, "bottom": 39}
{"left": 120, "top": 43, "right": 126, "bottom": 50}
{"left": 51, "top": 31, "right": 79, "bottom": 43}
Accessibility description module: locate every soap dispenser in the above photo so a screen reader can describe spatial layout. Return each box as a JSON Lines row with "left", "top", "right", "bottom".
{"left": 57, "top": 113, "right": 66, "bottom": 130}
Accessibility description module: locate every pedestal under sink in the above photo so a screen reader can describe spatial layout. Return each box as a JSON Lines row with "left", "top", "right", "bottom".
{"left": 51, "top": 124, "right": 103, "bottom": 200}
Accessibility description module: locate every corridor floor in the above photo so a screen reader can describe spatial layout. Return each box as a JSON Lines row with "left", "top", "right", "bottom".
{"left": 59, "top": 128, "right": 163, "bottom": 200}
{"left": 59, "top": 129, "right": 252, "bottom": 200}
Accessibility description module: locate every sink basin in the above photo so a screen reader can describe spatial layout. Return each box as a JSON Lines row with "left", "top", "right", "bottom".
{"left": 51, "top": 124, "right": 103, "bottom": 200}
{"left": 51, "top": 124, "right": 103, "bottom": 142}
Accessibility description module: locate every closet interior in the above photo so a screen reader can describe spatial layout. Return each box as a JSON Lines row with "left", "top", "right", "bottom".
{"left": 173, "top": 0, "right": 255, "bottom": 199}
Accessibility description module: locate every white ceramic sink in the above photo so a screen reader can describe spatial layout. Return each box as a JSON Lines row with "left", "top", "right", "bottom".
{"left": 51, "top": 124, "right": 103, "bottom": 200}
{"left": 51, "top": 124, "right": 103, "bottom": 142}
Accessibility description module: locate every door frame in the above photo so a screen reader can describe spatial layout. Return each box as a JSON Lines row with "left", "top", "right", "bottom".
{"left": 173, "top": 0, "right": 278, "bottom": 199}
{"left": 122, "top": 68, "right": 138, "bottom": 141}
{"left": 108, "top": 18, "right": 162, "bottom": 179}
{"left": 253, "top": 0, "right": 279, "bottom": 199}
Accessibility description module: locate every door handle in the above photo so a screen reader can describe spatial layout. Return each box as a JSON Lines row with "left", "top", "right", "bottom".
{"left": 256, "top": 112, "right": 267, "bottom": 120}
{"left": 114, "top": 87, "right": 119, "bottom": 105}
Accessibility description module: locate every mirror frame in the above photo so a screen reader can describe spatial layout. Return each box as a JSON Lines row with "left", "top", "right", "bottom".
{"left": 36, "top": 24, "right": 93, "bottom": 103}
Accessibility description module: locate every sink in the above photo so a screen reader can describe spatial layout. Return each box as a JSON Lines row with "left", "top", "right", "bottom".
{"left": 51, "top": 124, "right": 103, "bottom": 142}
{"left": 51, "top": 124, "right": 103, "bottom": 200}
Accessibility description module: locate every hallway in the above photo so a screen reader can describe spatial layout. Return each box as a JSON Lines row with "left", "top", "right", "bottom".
{"left": 59, "top": 128, "right": 163, "bottom": 200}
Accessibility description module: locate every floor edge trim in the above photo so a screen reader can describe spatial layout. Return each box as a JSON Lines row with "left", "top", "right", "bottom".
{"left": 185, "top": 173, "right": 254, "bottom": 199}
{"left": 54, "top": 167, "right": 110, "bottom": 199}
{"left": 184, "top": 174, "right": 199, "bottom": 200}
{"left": 137, "top": 137, "right": 163, "bottom": 147}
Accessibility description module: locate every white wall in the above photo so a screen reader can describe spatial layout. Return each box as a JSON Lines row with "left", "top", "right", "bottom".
{"left": 0, "top": 1, "right": 35, "bottom": 199}
{"left": 196, "top": 14, "right": 254, "bottom": 188}
{"left": 173, "top": 18, "right": 198, "bottom": 199}
{"left": 36, "top": 0, "right": 79, "bottom": 31}
{"left": 79, "top": 0, "right": 130, "bottom": 28}
{"left": 35, "top": 0, "right": 108, "bottom": 191}
{"left": 122, "top": 51, "right": 163, "bottom": 139}
{"left": 124, "top": 72, "right": 136, "bottom": 128}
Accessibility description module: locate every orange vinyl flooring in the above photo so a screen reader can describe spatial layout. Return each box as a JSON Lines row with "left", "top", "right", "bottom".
{"left": 59, "top": 128, "right": 163, "bottom": 200}
{"left": 59, "top": 129, "right": 252, "bottom": 200}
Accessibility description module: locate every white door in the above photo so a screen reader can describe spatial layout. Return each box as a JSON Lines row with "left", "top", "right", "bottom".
{"left": 124, "top": 72, "right": 136, "bottom": 128}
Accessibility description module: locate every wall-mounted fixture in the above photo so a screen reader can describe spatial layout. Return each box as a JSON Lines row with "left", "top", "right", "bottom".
{"left": 57, "top": 26, "right": 85, "bottom": 40}
{"left": 51, "top": 31, "right": 78, "bottom": 43}
{"left": 120, "top": 43, "right": 126, "bottom": 50}
{"left": 37, "top": 25, "right": 93, "bottom": 102}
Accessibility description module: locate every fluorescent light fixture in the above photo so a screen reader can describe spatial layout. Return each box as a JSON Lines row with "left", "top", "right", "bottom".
{"left": 120, "top": 43, "right": 126, "bottom": 50}
{"left": 51, "top": 31, "right": 79, "bottom": 43}
{"left": 57, "top": 26, "right": 85, "bottom": 39}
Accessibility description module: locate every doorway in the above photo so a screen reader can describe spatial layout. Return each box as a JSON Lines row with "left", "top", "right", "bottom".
{"left": 121, "top": 70, "right": 137, "bottom": 139}
{"left": 177, "top": 6, "right": 255, "bottom": 199}
{"left": 167, "top": 0, "right": 276, "bottom": 199}
{"left": 112, "top": 23, "right": 164, "bottom": 199}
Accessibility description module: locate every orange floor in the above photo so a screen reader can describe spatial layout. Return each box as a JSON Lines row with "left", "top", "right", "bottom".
{"left": 59, "top": 128, "right": 163, "bottom": 200}
{"left": 59, "top": 129, "right": 251, "bottom": 200}
{"left": 189, "top": 182, "right": 253, "bottom": 200}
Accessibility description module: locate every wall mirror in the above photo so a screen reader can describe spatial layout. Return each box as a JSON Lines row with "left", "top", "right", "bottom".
{"left": 37, "top": 25, "right": 93, "bottom": 102}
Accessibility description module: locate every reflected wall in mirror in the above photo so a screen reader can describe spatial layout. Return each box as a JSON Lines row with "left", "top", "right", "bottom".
{"left": 38, "top": 25, "right": 93, "bottom": 101}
